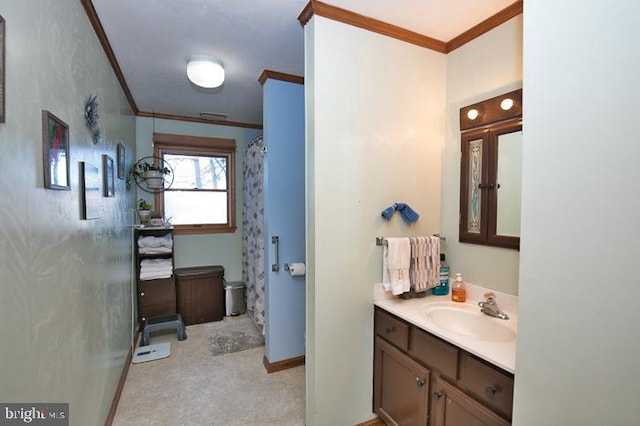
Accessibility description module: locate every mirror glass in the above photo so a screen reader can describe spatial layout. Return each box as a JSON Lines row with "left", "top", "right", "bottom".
{"left": 496, "top": 130, "right": 522, "bottom": 237}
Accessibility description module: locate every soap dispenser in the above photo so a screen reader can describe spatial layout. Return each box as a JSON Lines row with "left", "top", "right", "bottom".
{"left": 451, "top": 273, "right": 466, "bottom": 303}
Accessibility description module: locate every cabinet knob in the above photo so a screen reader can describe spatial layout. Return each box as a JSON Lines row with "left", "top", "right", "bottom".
{"left": 140, "top": 291, "right": 145, "bottom": 296}
{"left": 415, "top": 378, "right": 425, "bottom": 388}
{"left": 432, "top": 391, "right": 443, "bottom": 400}
{"left": 485, "top": 386, "right": 498, "bottom": 397}
{"left": 384, "top": 326, "right": 394, "bottom": 334}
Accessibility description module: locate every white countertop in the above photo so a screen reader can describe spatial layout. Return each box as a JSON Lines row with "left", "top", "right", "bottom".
{"left": 374, "top": 283, "right": 517, "bottom": 374}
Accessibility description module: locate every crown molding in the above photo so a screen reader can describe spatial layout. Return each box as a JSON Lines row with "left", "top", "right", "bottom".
{"left": 259, "top": 70, "right": 304, "bottom": 86}
{"left": 299, "top": 1, "right": 447, "bottom": 53}
{"left": 447, "top": 1, "right": 523, "bottom": 52}
{"left": 80, "top": 0, "right": 138, "bottom": 114}
{"left": 299, "top": 0, "right": 523, "bottom": 54}
{"left": 138, "top": 111, "right": 263, "bottom": 130}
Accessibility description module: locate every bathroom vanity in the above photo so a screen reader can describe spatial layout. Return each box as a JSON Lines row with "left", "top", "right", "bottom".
{"left": 373, "top": 288, "right": 516, "bottom": 426}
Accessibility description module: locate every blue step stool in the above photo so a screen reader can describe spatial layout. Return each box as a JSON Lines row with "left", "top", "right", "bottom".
{"left": 141, "top": 313, "right": 187, "bottom": 346}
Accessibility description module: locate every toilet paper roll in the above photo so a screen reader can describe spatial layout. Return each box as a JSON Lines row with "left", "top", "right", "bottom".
{"left": 288, "top": 262, "right": 306, "bottom": 276}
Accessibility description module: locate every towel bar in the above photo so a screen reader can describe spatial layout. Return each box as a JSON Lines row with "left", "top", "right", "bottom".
{"left": 376, "top": 235, "right": 445, "bottom": 246}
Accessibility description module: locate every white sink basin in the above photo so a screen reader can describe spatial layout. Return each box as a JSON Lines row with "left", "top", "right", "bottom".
{"left": 419, "top": 302, "right": 516, "bottom": 342}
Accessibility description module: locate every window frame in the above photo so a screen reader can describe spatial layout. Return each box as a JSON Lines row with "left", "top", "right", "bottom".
{"left": 153, "top": 133, "right": 236, "bottom": 235}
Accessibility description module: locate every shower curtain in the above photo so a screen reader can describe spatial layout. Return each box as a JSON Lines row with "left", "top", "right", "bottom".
{"left": 242, "top": 137, "right": 265, "bottom": 333}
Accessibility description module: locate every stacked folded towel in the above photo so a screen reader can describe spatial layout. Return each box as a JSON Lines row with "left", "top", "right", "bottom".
{"left": 138, "top": 234, "right": 173, "bottom": 254}
{"left": 139, "top": 258, "right": 173, "bottom": 280}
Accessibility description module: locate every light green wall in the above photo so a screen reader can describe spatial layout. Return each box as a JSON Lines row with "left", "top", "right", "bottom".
{"left": 305, "top": 15, "right": 523, "bottom": 424}
{"left": 135, "top": 116, "right": 261, "bottom": 281}
{"left": 442, "top": 16, "right": 523, "bottom": 295}
{"left": 515, "top": 0, "right": 640, "bottom": 423}
{"left": 0, "top": 1, "right": 136, "bottom": 424}
{"left": 305, "top": 16, "right": 447, "bottom": 425}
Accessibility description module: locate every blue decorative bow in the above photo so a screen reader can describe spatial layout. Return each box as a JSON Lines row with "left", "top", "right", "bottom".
{"left": 381, "top": 203, "right": 420, "bottom": 224}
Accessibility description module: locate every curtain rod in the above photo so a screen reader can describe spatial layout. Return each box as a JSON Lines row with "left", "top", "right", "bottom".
{"left": 248, "top": 135, "right": 263, "bottom": 148}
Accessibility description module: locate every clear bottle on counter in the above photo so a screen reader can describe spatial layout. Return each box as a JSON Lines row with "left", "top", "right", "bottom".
{"left": 432, "top": 254, "right": 449, "bottom": 296}
{"left": 451, "top": 273, "right": 466, "bottom": 303}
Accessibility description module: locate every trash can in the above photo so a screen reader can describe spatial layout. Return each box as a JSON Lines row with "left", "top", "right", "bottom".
{"left": 224, "top": 281, "right": 246, "bottom": 316}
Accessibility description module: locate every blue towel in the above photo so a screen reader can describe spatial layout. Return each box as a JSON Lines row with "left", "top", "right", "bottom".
{"left": 396, "top": 203, "right": 420, "bottom": 223}
{"left": 381, "top": 205, "right": 397, "bottom": 220}
{"left": 381, "top": 203, "right": 420, "bottom": 224}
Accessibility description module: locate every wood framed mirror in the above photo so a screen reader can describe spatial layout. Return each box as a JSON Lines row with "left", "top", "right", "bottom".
{"left": 459, "top": 89, "right": 522, "bottom": 250}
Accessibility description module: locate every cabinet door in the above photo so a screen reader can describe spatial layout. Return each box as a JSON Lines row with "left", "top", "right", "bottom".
{"left": 432, "top": 377, "right": 510, "bottom": 426}
{"left": 374, "top": 337, "right": 430, "bottom": 426}
{"left": 138, "top": 277, "right": 176, "bottom": 322}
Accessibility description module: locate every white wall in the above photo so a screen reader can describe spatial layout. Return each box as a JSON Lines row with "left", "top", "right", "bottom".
{"left": 135, "top": 117, "right": 261, "bottom": 281}
{"left": 442, "top": 16, "right": 523, "bottom": 295}
{"left": 305, "top": 16, "right": 446, "bottom": 425}
{"left": 515, "top": 0, "right": 640, "bottom": 424}
{"left": 0, "top": 1, "right": 136, "bottom": 423}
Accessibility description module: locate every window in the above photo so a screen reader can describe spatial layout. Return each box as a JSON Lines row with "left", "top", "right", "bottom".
{"left": 153, "top": 133, "right": 236, "bottom": 235}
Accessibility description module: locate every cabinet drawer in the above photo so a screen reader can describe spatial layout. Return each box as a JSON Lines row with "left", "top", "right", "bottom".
{"left": 458, "top": 353, "right": 514, "bottom": 420}
{"left": 374, "top": 308, "right": 409, "bottom": 351}
{"left": 408, "top": 327, "right": 459, "bottom": 380}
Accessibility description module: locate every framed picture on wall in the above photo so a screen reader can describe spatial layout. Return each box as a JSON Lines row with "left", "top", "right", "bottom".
{"left": 102, "top": 154, "right": 115, "bottom": 197}
{"left": 42, "top": 110, "right": 70, "bottom": 190}
{"left": 117, "top": 143, "right": 125, "bottom": 179}
{"left": 80, "top": 161, "right": 100, "bottom": 220}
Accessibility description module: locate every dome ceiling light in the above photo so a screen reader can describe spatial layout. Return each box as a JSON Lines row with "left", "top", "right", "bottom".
{"left": 187, "top": 55, "right": 225, "bottom": 88}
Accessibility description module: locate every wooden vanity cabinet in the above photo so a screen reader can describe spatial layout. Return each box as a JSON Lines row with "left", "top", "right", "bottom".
{"left": 373, "top": 306, "right": 513, "bottom": 426}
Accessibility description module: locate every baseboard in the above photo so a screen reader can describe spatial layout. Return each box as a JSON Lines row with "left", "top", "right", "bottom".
{"left": 262, "top": 354, "right": 305, "bottom": 374}
{"left": 104, "top": 326, "right": 140, "bottom": 426}
{"left": 355, "top": 416, "right": 385, "bottom": 426}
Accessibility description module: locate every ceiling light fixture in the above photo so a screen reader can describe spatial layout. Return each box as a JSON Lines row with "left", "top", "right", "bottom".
{"left": 187, "top": 55, "right": 225, "bottom": 88}
{"left": 467, "top": 108, "right": 480, "bottom": 120}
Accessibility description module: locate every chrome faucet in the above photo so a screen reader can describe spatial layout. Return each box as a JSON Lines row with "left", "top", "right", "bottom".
{"left": 478, "top": 292, "right": 509, "bottom": 320}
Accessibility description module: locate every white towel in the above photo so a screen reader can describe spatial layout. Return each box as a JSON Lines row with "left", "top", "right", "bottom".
{"left": 139, "top": 258, "right": 173, "bottom": 280}
{"left": 138, "top": 235, "right": 173, "bottom": 249}
{"left": 139, "top": 246, "right": 173, "bottom": 254}
{"left": 140, "top": 270, "right": 173, "bottom": 280}
{"left": 382, "top": 237, "right": 411, "bottom": 296}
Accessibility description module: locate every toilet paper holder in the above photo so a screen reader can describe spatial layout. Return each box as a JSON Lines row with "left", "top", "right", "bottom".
{"left": 284, "top": 262, "right": 306, "bottom": 276}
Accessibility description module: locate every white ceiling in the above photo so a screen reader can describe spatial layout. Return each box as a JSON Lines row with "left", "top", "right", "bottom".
{"left": 90, "top": 0, "right": 516, "bottom": 126}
